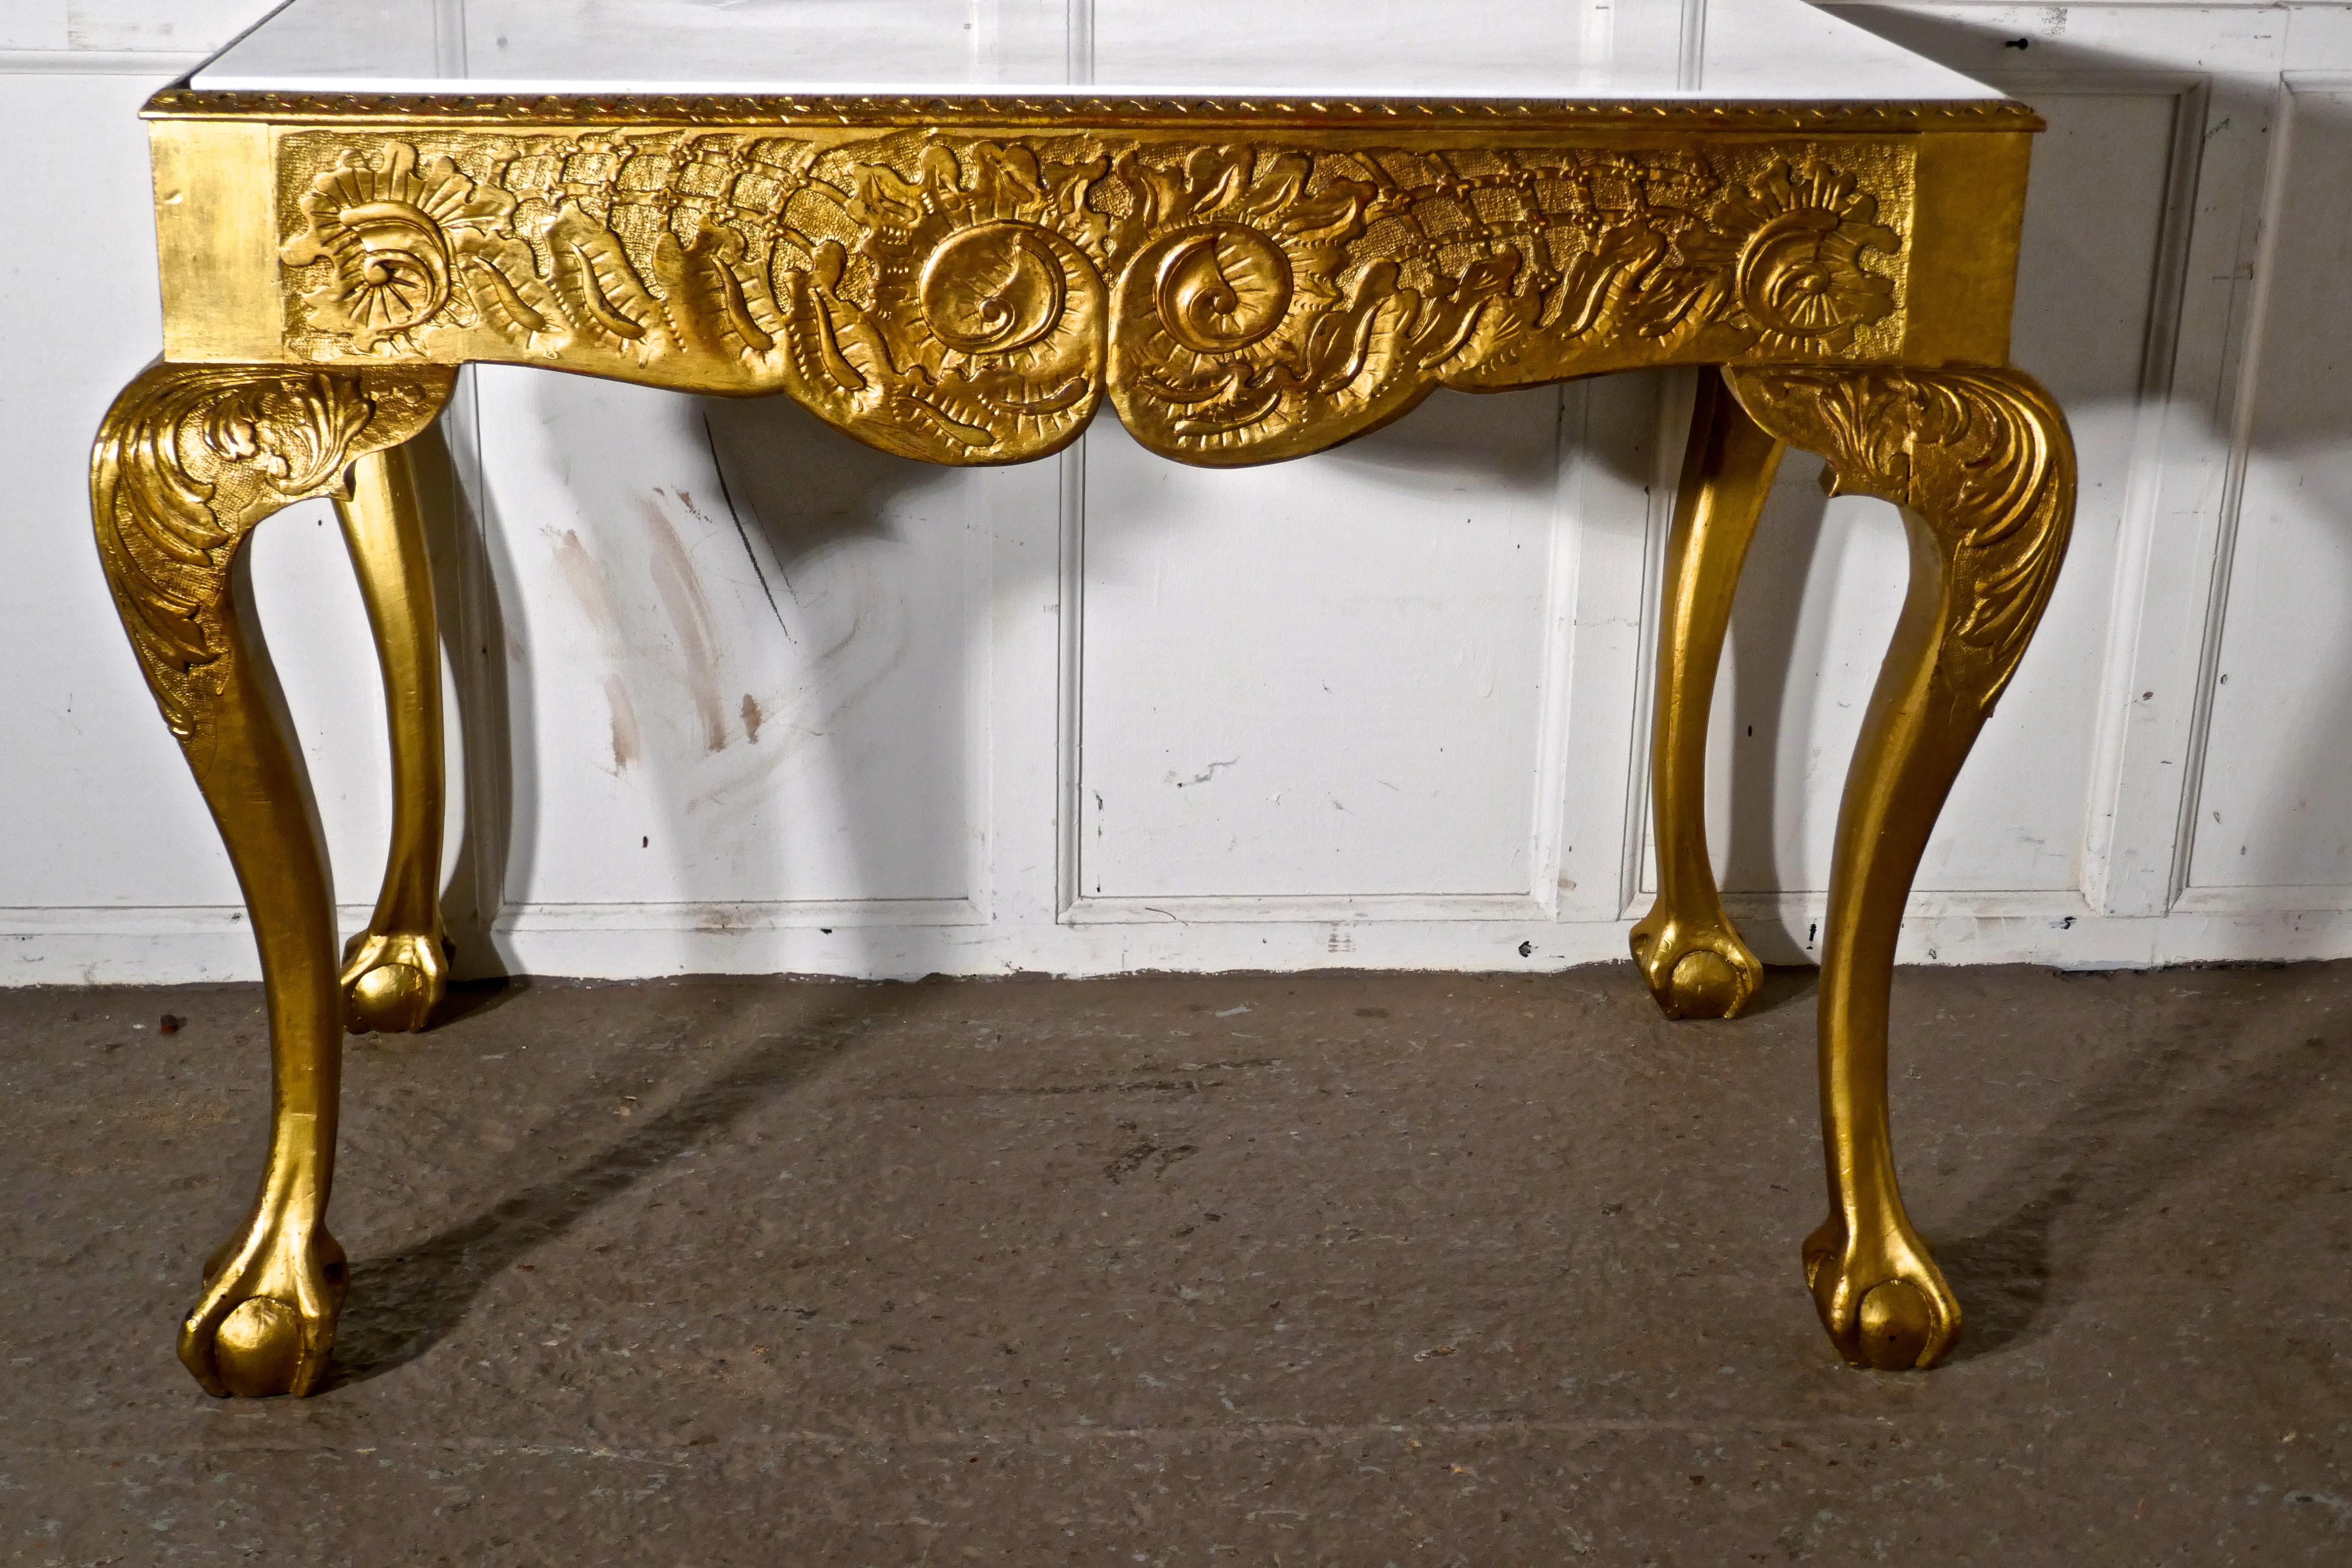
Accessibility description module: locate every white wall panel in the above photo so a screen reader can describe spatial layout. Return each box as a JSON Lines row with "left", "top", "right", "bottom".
{"left": 0, "top": 71, "right": 227, "bottom": 913}
{"left": 0, "top": 2, "right": 61, "bottom": 49}
{"left": 59, "top": 0, "right": 261, "bottom": 51}
{"left": 0, "top": 0, "right": 260, "bottom": 58}
{"left": 476, "top": 371, "right": 986, "bottom": 912}
{"left": 1072, "top": 389, "right": 1565, "bottom": 908}
{"left": 2188, "top": 78, "right": 2352, "bottom": 890}
{"left": 1692, "top": 86, "right": 2192, "bottom": 900}
{"left": 0, "top": 53, "right": 414, "bottom": 978}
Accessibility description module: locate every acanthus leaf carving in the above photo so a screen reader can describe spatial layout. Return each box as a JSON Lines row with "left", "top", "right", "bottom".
{"left": 1723, "top": 364, "right": 2074, "bottom": 712}
{"left": 92, "top": 364, "right": 455, "bottom": 741}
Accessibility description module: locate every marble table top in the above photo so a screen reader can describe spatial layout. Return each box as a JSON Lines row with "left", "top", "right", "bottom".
{"left": 193, "top": 0, "right": 1998, "bottom": 104}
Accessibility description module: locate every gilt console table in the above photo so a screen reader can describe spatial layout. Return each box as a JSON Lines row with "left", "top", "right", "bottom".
{"left": 98, "top": 0, "right": 2074, "bottom": 1396}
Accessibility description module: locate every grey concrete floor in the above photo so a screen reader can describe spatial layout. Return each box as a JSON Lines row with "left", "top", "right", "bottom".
{"left": 3, "top": 962, "right": 2350, "bottom": 1565}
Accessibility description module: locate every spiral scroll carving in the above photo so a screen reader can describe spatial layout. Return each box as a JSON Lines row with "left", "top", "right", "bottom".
{"left": 919, "top": 221, "right": 1075, "bottom": 355}
{"left": 1150, "top": 227, "right": 1294, "bottom": 355}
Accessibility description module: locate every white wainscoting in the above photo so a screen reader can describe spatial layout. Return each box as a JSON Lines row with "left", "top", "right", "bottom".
{"left": 8, "top": 1, "right": 2352, "bottom": 982}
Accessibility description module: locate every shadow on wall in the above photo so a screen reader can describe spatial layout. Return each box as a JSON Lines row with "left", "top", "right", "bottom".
{"left": 1706, "top": 8, "right": 2351, "bottom": 928}
{"left": 449, "top": 374, "right": 1618, "bottom": 981}
{"left": 411, "top": 411, "right": 510, "bottom": 971}
{"left": 2159, "top": 87, "right": 2352, "bottom": 893}
{"left": 397, "top": 13, "right": 2352, "bottom": 980}
{"left": 464, "top": 379, "right": 963, "bottom": 983}
{"left": 1826, "top": 0, "right": 2352, "bottom": 906}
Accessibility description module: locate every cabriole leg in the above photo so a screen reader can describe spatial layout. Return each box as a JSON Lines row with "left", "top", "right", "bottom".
{"left": 1629, "top": 371, "right": 1784, "bottom": 1020}
{"left": 335, "top": 435, "right": 450, "bottom": 1034}
{"left": 1726, "top": 364, "right": 2074, "bottom": 1371}
{"left": 92, "top": 361, "right": 454, "bottom": 1396}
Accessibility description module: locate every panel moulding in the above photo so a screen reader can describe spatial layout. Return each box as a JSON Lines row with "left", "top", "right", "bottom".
{"left": 1054, "top": 386, "right": 1587, "bottom": 925}
{"left": 2174, "top": 72, "right": 2316, "bottom": 902}
{"left": 1984, "top": 72, "right": 2220, "bottom": 919}
{"left": 493, "top": 898, "right": 988, "bottom": 931}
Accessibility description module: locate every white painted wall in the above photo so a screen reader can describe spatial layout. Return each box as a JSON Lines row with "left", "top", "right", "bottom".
{"left": 7, "top": 2, "right": 2352, "bottom": 983}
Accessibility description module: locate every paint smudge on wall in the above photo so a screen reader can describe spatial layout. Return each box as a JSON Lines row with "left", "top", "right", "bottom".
{"left": 643, "top": 497, "right": 730, "bottom": 753}
{"left": 603, "top": 673, "right": 641, "bottom": 770}
{"left": 548, "top": 527, "right": 643, "bottom": 775}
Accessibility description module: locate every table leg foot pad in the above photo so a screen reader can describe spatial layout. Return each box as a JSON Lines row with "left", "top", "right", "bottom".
{"left": 1629, "top": 911, "right": 1762, "bottom": 1020}
{"left": 340, "top": 930, "right": 447, "bottom": 1034}
{"left": 1803, "top": 1217, "right": 1962, "bottom": 1372}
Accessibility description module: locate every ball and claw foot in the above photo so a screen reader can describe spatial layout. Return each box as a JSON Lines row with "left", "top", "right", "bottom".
{"left": 1802, "top": 1216, "right": 1961, "bottom": 1371}
{"left": 1628, "top": 911, "right": 1763, "bottom": 1020}
{"left": 340, "top": 929, "right": 449, "bottom": 1034}
{"left": 182, "top": 1220, "right": 349, "bottom": 1397}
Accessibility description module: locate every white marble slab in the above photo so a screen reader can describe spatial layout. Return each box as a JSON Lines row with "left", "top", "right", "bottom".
{"left": 191, "top": 0, "right": 2000, "bottom": 101}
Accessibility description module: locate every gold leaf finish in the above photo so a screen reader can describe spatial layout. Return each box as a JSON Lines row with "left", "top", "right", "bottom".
{"left": 93, "top": 364, "right": 452, "bottom": 741}
{"left": 1628, "top": 372, "right": 1783, "bottom": 1023}
{"left": 333, "top": 440, "right": 453, "bottom": 1035}
{"left": 92, "top": 361, "right": 453, "bottom": 1397}
{"left": 1717, "top": 163, "right": 1900, "bottom": 351}
{"left": 1728, "top": 364, "right": 2071, "bottom": 710}
{"left": 1725, "top": 363, "right": 2074, "bottom": 1369}
{"left": 274, "top": 130, "right": 1911, "bottom": 463}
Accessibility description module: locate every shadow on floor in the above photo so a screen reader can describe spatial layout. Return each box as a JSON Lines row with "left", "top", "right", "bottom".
{"left": 329, "top": 980, "right": 935, "bottom": 1387}
{"left": 1934, "top": 971, "right": 2325, "bottom": 1362}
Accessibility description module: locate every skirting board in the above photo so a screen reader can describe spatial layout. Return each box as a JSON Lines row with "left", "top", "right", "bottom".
{"left": 6, "top": 898, "right": 2352, "bottom": 985}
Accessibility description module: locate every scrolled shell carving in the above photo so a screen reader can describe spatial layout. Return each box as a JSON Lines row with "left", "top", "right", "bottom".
{"left": 1150, "top": 225, "right": 1294, "bottom": 355}
{"left": 1711, "top": 161, "right": 1900, "bottom": 352}
{"left": 770, "top": 138, "right": 1111, "bottom": 460}
{"left": 281, "top": 143, "right": 518, "bottom": 352}
{"left": 919, "top": 220, "right": 1075, "bottom": 355}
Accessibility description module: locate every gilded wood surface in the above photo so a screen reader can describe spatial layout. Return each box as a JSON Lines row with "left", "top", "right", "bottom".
{"left": 270, "top": 126, "right": 1913, "bottom": 464}
{"left": 1725, "top": 364, "right": 2074, "bottom": 1370}
{"left": 92, "top": 364, "right": 453, "bottom": 742}
{"left": 1627, "top": 374, "right": 1783, "bottom": 1023}
{"left": 92, "top": 362, "right": 456, "bottom": 1398}
{"left": 1727, "top": 364, "right": 2071, "bottom": 713}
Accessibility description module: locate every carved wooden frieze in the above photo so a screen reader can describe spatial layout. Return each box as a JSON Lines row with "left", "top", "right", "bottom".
{"left": 273, "top": 127, "right": 1912, "bottom": 464}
